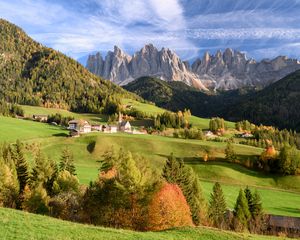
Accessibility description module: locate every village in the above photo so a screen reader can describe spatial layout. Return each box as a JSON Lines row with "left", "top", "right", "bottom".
{"left": 66, "top": 113, "right": 146, "bottom": 137}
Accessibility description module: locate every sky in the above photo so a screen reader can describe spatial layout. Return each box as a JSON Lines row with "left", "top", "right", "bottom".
{"left": 1, "top": 0, "right": 300, "bottom": 62}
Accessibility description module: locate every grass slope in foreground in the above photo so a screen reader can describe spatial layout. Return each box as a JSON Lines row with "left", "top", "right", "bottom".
{"left": 0, "top": 208, "right": 281, "bottom": 240}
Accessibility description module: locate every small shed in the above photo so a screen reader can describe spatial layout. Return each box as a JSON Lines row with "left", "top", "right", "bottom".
{"left": 68, "top": 119, "right": 91, "bottom": 133}
{"left": 119, "top": 121, "right": 132, "bottom": 132}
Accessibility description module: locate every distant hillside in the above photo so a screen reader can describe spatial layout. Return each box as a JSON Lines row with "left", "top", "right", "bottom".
{"left": 124, "top": 74, "right": 300, "bottom": 131}
{"left": 124, "top": 76, "right": 250, "bottom": 118}
{"left": 0, "top": 19, "right": 137, "bottom": 113}
{"left": 225, "top": 70, "right": 300, "bottom": 131}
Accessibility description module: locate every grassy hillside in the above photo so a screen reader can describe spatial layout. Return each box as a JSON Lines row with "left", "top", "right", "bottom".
{"left": 123, "top": 77, "right": 248, "bottom": 123}
{"left": 122, "top": 98, "right": 235, "bottom": 129}
{"left": 21, "top": 102, "right": 234, "bottom": 130}
{"left": 1, "top": 116, "right": 300, "bottom": 217}
{"left": 0, "top": 116, "right": 67, "bottom": 142}
{"left": 0, "top": 207, "right": 281, "bottom": 240}
{"left": 21, "top": 105, "right": 106, "bottom": 124}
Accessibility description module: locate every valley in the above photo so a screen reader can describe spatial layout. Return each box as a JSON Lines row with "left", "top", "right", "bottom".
{"left": 1, "top": 14, "right": 300, "bottom": 239}
{"left": 1, "top": 106, "right": 300, "bottom": 218}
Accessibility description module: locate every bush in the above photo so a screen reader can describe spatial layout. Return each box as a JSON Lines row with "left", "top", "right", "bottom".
{"left": 53, "top": 170, "right": 79, "bottom": 194}
{"left": 147, "top": 183, "right": 193, "bottom": 231}
{"left": 49, "top": 192, "right": 82, "bottom": 221}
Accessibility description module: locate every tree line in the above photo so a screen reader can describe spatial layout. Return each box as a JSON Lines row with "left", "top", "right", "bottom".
{"left": 1, "top": 141, "right": 269, "bottom": 235}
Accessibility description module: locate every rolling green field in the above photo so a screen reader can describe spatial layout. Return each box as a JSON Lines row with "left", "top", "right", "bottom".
{"left": 122, "top": 99, "right": 235, "bottom": 129}
{"left": 0, "top": 116, "right": 67, "bottom": 142}
{"left": 21, "top": 105, "right": 106, "bottom": 124}
{"left": 0, "top": 207, "right": 282, "bottom": 240}
{"left": 1, "top": 114, "right": 300, "bottom": 217}
{"left": 21, "top": 103, "right": 234, "bottom": 129}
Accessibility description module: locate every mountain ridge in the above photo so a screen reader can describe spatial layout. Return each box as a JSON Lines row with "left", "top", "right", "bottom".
{"left": 87, "top": 44, "right": 300, "bottom": 91}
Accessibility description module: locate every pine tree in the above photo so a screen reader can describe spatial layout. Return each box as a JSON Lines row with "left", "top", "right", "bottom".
{"left": 234, "top": 189, "right": 251, "bottom": 231}
{"left": 208, "top": 182, "right": 227, "bottom": 228}
{"left": 12, "top": 140, "right": 29, "bottom": 194}
{"left": 118, "top": 149, "right": 142, "bottom": 192}
{"left": 31, "top": 149, "right": 55, "bottom": 191}
{"left": 59, "top": 147, "right": 76, "bottom": 175}
{"left": 244, "top": 186, "right": 254, "bottom": 214}
{"left": 225, "top": 141, "right": 236, "bottom": 162}
{"left": 99, "top": 147, "right": 119, "bottom": 172}
{"left": 162, "top": 154, "right": 207, "bottom": 225}
{"left": 180, "top": 166, "right": 206, "bottom": 225}
{"left": 0, "top": 158, "right": 19, "bottom": 208}
{"left": 162, "top": 153, "right": 182, "bottom": 183}
{"left": 251, "top": 190, "right": 263, "bottom": 218}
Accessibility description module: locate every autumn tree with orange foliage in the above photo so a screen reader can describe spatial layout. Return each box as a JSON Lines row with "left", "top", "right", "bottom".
{"left": 147, "top": 183, "right": 193, "bottom": 231}
{"left": 259, "top": 142, "right": 278, "bottom": 172}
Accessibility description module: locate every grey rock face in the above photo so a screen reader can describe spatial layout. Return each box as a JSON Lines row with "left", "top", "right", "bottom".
{"left": 86, "top": 44, "right": 208, "bottom": 90}
{"left": 191, "top": 49, "right": 300, "bottom": 90}
{"left": 86, "top": 45, "right": 300, "bottom": 91}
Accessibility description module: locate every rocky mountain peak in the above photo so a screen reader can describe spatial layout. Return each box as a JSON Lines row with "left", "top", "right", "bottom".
{"left": 86, "top": 44, "right": 300, "bottom": 91}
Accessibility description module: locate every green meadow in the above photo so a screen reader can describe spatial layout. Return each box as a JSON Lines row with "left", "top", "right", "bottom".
{"left": 0, "top": 207, "right": 283, "bottom": 240}
{"left": 1, "top": 107, "right": 300, "bottom": 218}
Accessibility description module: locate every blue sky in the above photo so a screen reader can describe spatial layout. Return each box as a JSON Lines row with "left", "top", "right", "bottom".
{"left": 1, "top": 0, "right": 300, "bottom": 61}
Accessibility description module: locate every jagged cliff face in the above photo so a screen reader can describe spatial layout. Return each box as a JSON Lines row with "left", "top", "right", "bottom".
{"left": 86, "top": 44, "right": 208, "bottom": 91}
{"left": 191, "top": 49, "right": 300, "bottom": 90}
{"left": 86, "top": 44, "right": 300, "bottom": 91}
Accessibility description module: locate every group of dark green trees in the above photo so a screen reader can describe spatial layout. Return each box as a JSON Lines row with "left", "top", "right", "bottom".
{"left": 208, "top": 182, "right": 264, "bottom": 233}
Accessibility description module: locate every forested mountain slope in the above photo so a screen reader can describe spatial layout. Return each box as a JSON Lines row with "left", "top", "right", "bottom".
{"left": 0, "top": 19, "right": 137, "bottom": 113}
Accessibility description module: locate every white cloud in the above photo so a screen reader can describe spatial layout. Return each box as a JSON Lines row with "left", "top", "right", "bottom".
{"left": 184, "top": 28, "right": 300, "bottom": 40}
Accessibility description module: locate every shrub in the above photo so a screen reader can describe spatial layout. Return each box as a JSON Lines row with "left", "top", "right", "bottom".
{"left": 147, "top": 183, "right": 193, "bottom": 231}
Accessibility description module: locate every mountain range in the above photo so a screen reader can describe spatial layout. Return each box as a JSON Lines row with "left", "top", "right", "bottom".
{"left": 86, "top": 44, "right": 300, "bottom": 91}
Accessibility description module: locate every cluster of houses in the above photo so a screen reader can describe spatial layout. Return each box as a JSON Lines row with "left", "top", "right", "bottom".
{"left": 67, "top": 115, "right": 145, "bottom": 137}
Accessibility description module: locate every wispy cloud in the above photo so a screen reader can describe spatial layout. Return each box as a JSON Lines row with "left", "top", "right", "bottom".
{"left": 1, "top": 0, "right": 300, "bottom": 60}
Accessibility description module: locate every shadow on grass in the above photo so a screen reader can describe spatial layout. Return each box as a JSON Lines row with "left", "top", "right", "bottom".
{"left": 87, "top": 140, "right": 96, "bottom": 153}
{"left": 52, "top": 133, "right": 69, "bottom": 137}
{"left": 157, "top": 153, "right": 279, "bottom": 181}
{"left": 272, "top": 207, "right": 300, "bottom": 215}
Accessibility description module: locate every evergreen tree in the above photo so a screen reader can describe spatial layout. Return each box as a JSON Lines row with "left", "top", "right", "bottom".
{"left": 162, "top": 155, "right": 206, "bottom": 225}
{"left": 251, "top": 190, "right": 263, "bottom": 218}
{"left": 31, "top": 149, "right": 55, "bottom": 192}
{"left": 225, "top": 141, "right": 237, "bottom": 162}
{"left": 244, "top": 186, "right": 254, "bottom": 215}
{"left": 162, "top": 153, "right": 182, "bottom": 183}
{"left": 0, "top": 158, "right": 19, "bottom": 208}
{"left": 118, "top": 149, "right": 142, "bottom": 192}
{"left": 12, "top": 140, "right": 29, "bottom": 194}
{"left": 234, "top": 189, "right": 251, "bottom": 231}
{"left": 59, "top": 147, "right": 76, "bottom": 175}
{"left": 99, "top": 147, "right": 119, "bottom": 172}
{"left": 208, "top": 182, "right": 227, "bottom": 228}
